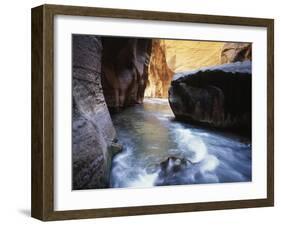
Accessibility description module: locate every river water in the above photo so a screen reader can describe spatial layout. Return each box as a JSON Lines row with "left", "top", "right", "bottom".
{"left": 110, "top": 98, "right": 252, "bottom": 188}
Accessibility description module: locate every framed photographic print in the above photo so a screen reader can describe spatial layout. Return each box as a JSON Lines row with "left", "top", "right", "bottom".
{"left": 31, "top": 4, "right": 274, "bottom": 221}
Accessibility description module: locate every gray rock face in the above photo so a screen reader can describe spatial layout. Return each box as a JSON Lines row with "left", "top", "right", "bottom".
{"left": 168, "top": 61, "right": 252, "bottom": 136}
{"left": 72, "top": 35, "right": 121, "bottom": 189}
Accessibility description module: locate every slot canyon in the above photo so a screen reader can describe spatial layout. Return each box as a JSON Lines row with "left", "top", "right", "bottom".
{"left": 72, "top": 35, "right": 252, "bottom": 189}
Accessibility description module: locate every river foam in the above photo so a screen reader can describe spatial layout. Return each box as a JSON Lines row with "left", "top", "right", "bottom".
{"left": 110, "top": 98, "right": 251, "bottom": 188}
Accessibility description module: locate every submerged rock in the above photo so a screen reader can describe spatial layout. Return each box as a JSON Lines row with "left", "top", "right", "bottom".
{"left": 160, "top": 156, "right": 191, "bottom": 176}
{"left": 72, "top": 35, "right": 121, "bottom": 190}
{"left": 154, "top": 156, "right": 192, "bottom": 186}
{"left": 160, "top": 156, "right": 190, "bottom": 174}
{"left": 168, "top": 61, "right": 252, "bottom": 136}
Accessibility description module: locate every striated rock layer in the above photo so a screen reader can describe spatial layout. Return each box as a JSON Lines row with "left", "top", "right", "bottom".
{"left": 72, "top": 35, "right": 121, "bottom": 190}
{"left": 101, "top": 37, "right": 152, "bottom": 110}
{"left": 168, "top": 61, "right": 252, "bottom": 136}
{"left": 164, "top": 40, "right": 224, "bottom": 72}
{"left": 145, "top": 40, "right": 174, "bottom": 98}
{"left": 221, "top": 43, "right": 252, "bottom": 64}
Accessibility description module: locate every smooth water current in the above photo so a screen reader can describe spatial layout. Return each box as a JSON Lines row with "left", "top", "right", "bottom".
{"left": 110, "top": 98, "right": 251, "bottom": 188}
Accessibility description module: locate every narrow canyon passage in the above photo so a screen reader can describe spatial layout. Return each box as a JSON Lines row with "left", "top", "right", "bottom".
{"left": 110, "top": 98, "right": 252, "bottom": 188}
{"left": 72, "top": 35, "right": 252, "bottom": 190}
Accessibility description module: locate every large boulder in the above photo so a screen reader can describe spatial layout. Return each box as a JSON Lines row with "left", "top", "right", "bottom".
{"left": 221, "top": 43, "right": 252, "bottom": 64}
{"left": 101, "top": 37, "right": 152, "bottom": 110}
{"left": 168, "top": 61, "right": 252, "bottom": 135}
{"left": 145, "top": 40, "right": 174, "bottom": 98}
{"left": 72, "top": 35, "right": 121, "bottom": 190}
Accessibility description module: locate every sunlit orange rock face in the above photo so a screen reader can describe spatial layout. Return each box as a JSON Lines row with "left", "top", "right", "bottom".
{"left": 145, "top": 40, "right": 225, "bottom": 98}
{"left": 164, "top": 40, "right": 225, "bottom": 72}
{"left": 145, "top": 40, "right": 173, "bottom": 98}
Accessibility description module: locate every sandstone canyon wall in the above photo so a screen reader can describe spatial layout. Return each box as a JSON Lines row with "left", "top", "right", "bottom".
{"left": 165, "top": 40, "right": 224, "bottom": 72}
{"left": 72, "top": 35, "right": 121, "bottom": 189}
{"left": 145, "top": 40, "right": 174, "bottom": 98}
{"left": 221, "top": 43, "right": 252, "bottom": 64}
{"left": 145, "top": 40, "right": 225, "bottom": 99}
{"left": 101, "top": 38, "right": 152, "bottom": 110}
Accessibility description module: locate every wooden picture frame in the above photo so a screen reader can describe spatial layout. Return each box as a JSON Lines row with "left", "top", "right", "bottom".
{"left": 31, "top": 4, "right": 274, "bottom": 221}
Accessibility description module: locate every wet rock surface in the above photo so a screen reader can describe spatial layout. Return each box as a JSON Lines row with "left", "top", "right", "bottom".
{"left": 72, "top": 35, "right": 121, "bottom": 189}
{"left": 160, "top": 156, "right": 190, "bottom": 174}
{"left": 155, "top": 156, "right": 192, "bottom": 186}
{"left": 168, "top": 61, "right": 252, "bottom": 136}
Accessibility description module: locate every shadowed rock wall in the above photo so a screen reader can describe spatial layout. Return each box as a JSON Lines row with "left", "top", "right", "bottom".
{"left": 101, "top": 37, "right": 152, "bottom": 110}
